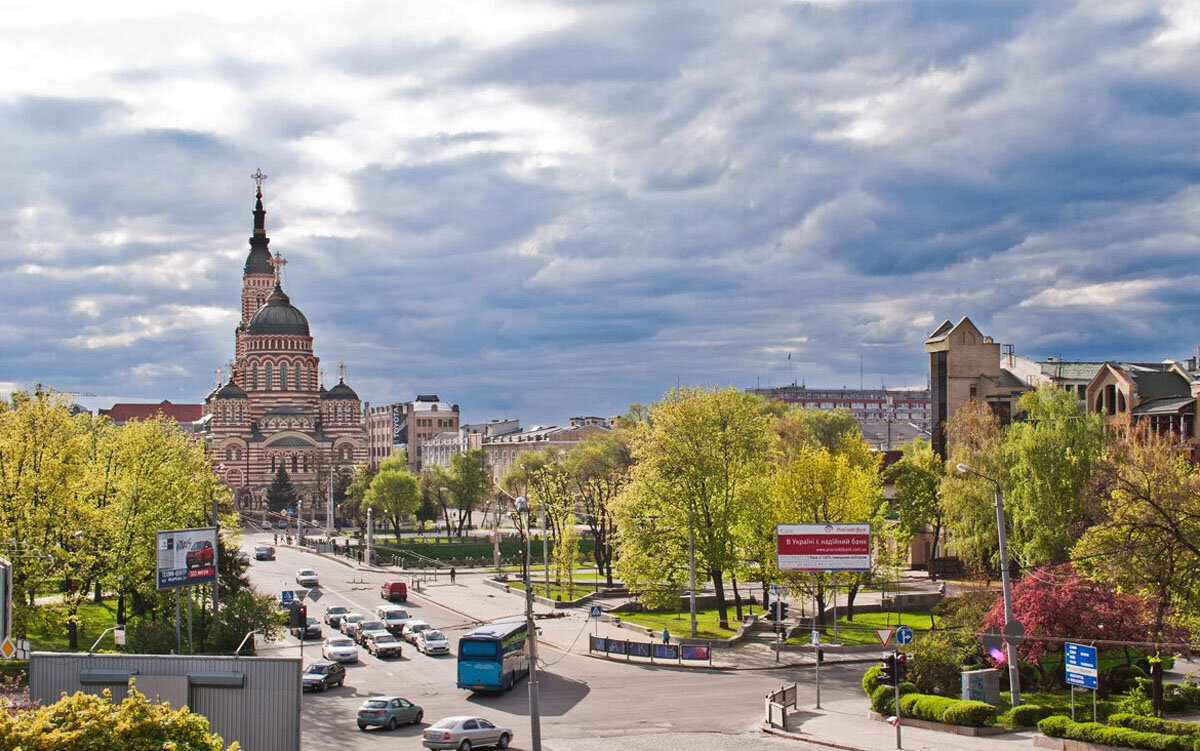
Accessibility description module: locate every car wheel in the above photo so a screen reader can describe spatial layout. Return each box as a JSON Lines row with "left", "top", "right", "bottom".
{"left": 497, "top": 734, "right": 510, "bottom": 749}
{"left": 457, "top": 740, "right": 471, "bottom": 751}
{"left": 358, "top": 725, "right": 368, "bottom": 732}
{"left": 387, "top": 717, "right": 397, "bottom": 731}
{"left": 320, "top": 682, "right": 327, "bottom": 692}
{"left": 413, "top": 710, "right": 423, "bottom": 725}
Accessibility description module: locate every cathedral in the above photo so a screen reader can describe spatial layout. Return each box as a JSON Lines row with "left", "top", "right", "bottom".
{"left": 204, "top": 172, "right": 367, "bottom": 515}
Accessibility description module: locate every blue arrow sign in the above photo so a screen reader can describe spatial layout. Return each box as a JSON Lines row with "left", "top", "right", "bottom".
{"left": 589, "top": 604, "right": 603, "bottom": 619}
{"left": 896, "top": 626, "right": 914, "bottom": 645}
{"left": 1065, "top": 642, "right": 1098, "bottom": 690}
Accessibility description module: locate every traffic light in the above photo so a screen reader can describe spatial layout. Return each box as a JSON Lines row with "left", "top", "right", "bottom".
{"left": 896, "top": 652, "right": 908, "bottom": 682}
{"left": 289, "top": 602, "right": 307, "bottom": 629}
{"left": 768, "top": 601, "right": 790, "bottom": 621}
{"left": 880, "top": 653, "right": 897, "bottom": 686}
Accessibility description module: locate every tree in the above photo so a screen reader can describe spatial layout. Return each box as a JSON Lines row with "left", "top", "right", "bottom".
{"left": 419, "top": 466, "right": 455, "bottom": 535}
{"left": 771, "top": 406, "right": 862, "bottom": 458}
{"left": 616, "top": 387, "right": 770, "bottom": 629}
{"left": 567, "top": 431, "right": 632, "bottom": 586}
{"left": 265, "top": 466, "right": 297, "bottom": 513}
{"left": 0, "top": 686, "right": 239, "bottom": 751}
{"left": 364, "top": 453, "right": 421, "bottom": 542}
{"left": 505, "top": 448, "right": 574, "bottom": 585}
{"left": 889, "top": 438, "right": 945, "bottom": 562}
{"left": 1000, "top": 384, "right": 1104, "bottom": 565}
{"left": 938, "top": 400, "right": 1005, "bottom": 573}
{"left": 449, "top": 450, "right": 491, "bottom": 536}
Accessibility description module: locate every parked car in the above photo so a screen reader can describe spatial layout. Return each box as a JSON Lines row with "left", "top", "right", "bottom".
{"left": 236, "top": 550, "right": 251, "bottom": 565}
{"left": 374, "top": 605, "right": 410, "bottom": 636}
{"left": 321, "top": 637, "right": 359, "bottom": 663}
{"left": 402, "top": 620, "right": 433, "bottom": 644}
{"left": 186, "top": 540, "right": 215, "bottom": 569}
{"left": 354, "top": 620, "right": 389, "bottom": 646}
{"left": 415, "top": 629, "right": 450, "bottom": 656}
{"left": 291, "top": 616, "right": 322, "bottom": 640}
{"left": 380, "top": 580, "right": 408, "bottom": 602}
{"left": 357, "top": 696, "right": 423, "bottom": 732}
{"left": 422, "top": 716, "right": 511, "bottom": 750}
{"left": 295, "top": 569, "right": 320, "bottom": 587}
{"left": 324, "top": 605, "right": 349, "bottom": 627}
{"left": 302, "top": 661, "right": 346, "bottom": 692}
{"left": 366, "top": 632, "right": 403, "bottom": 658}
{"left": 253, "top": 545, "right": 275, "bottom": 561}
{"left": 339, "top": 613, "right": 366, "bottom": 638}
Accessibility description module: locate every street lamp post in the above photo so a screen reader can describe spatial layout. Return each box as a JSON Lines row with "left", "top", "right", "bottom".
{"left": 956, "top": 463, "right": 1022, "bottom": 707}
{"left": 514, "top": 497, "right": 542, "bottom": 751}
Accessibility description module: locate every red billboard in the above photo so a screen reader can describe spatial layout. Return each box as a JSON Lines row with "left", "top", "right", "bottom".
{"left": 776, "top": 523, "right": 871, "bottom": 571}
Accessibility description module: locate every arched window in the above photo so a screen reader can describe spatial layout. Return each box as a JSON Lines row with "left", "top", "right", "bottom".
{"left": 302, "top": 456, "right": 309, "bottom": 472}
{"left": 270, "top": 455, "right": 276, "bottom": 471}
{"left": 225, "top": 448, "right": 232, "bottom": 460}
{"left": 256, "top": 295, "right": 264, "bottom": 310}
{"left": 252, "top": 363, "right": 259, "bottom": 390}
{"left": 235, "top": 448, "right": 242, "bottom": 461}
{"left": 293, "top": 365, "right": 300, "bottom": 391}
{"left": 291, "top": 455, "right": 298, "bottom": 473}
{"left": 280, "top": 363, "right": 289, "bottom": 391}
{"left": 265, "top": 362, "right": 273, "bottom": 390}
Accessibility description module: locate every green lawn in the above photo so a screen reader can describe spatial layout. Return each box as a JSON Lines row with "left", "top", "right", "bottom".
{"left": 26, "top": 598, "right": 119, "bottom": 652}
{"left": 622, "top": 606, "right": 762, "bottom": 641}
{"left": 793, "top": 610, "right": 937, "bottom": 645}
{"left": 505, "top": 577, "right": 620, "bottom": 601}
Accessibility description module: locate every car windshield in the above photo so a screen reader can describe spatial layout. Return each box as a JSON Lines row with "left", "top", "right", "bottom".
{"left": 423, "top": 631, "right": 445, "bottom": 641}
{"left": 360, "top": 621, "right": 385, "bottom": 630}
{"left": 430, "top": 719, "right": 459, "bottom": 729}
{"left": 328, "top": 607, "right": 347, "bottom": 614}
{"left": 384, "top": 611, "right": 408, "bottom": 620}
{"left": 345, "top": 614, "right": 363, "bottom": 622}
{"left": 255, "top": 546, "right": 269, "bottom": 552}
{"left": 306, "top": 617, "right": 317, "bottom": 626}
{"left": 330, "top": 639, "right": 354, "bottom": 647}
{"left": 364, "top": 700, "right": 388, "bottom": 709}
{"left": 299, "top": 570, "right": 315, "bottom": 576}
{"left": 374, "top": 635, "right": 397, "bottom": 643}
{"left": 412, "top": 623, "right": 430, "bottom": 632}
{"left": 305, "top": 664, "right": 329, "bottom": 674}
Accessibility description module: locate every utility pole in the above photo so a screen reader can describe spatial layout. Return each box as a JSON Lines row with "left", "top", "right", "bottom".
{"left": 366, "top": 507, "right": 374, "bottom": 566}
{"left": 541, "top": 502, "right": 550, "bottom": 599}
{"left": 212, "top": 490, "right": 220, "bottom": 616}
{"left": 688, "top": 510, "right": 698, "bottom": 639}
{"left": 516, "top": 497, "right": 542, "bottom": 751}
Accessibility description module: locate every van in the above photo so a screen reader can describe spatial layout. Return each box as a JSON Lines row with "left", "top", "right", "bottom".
{"left": 375, "top": 605, "right": 410, "bottom": 636}
{"left": 380, "top": 580, "right": 408, "bottom": 602}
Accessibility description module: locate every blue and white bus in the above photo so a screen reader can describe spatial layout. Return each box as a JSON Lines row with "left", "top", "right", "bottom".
{"left": 456, "top": 619, "right": 529, "bottom": 692}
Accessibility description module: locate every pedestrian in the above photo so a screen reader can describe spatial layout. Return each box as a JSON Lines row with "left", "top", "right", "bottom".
{"left": 449, "top": 567, "right": 456, "bottom": 584}
{"left": 662, "top": 627, "right": 670, "bottom": 645}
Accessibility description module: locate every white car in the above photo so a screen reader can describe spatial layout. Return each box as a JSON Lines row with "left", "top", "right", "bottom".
{"left": 374, "top": 605, "right": 410, "bottom": 636}
{"left": 322, "top": 637, "right": 359, "bottom": 663}
{"left": 416, "top": 629, "right": 450, "bottom": 656}
{"left": 402, "top": 619, "right": 432, "bottom": 644}
{"left": 340, "top": 613, "right": 366, "bottom": 638}
{"left": 296, "top": 569, "right": 320, "bottom": 587}
{"left": 422, "top": 716, "right": 512, "bottom": 750}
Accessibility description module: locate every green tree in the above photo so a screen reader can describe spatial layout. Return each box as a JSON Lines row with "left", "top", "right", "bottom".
{"left": 208, "top": 590, "right": 286, "bottom": 654}
{"left": 449, "top": 449, "right": 491, "bottom": 536}
{"left": 567, "top": 430, "right": 632, "bottom": 586}
{"left": 265, "top": 466, "right": 297, "bottom": 513}
{"left": 419, "top": 465, "right": 455, "bottom": 534}
{"left": 364, "top": 453, "right": 422, "bottom": 542}
{"left": 505, "top": 448, "right": 574, "bottom": 585}
{"left": 616, "top": 387, "right": 770, "bottom": 629}
{"left": 0, "top": 687, "right": 239, "bottom": 750}
{"left": 889, "top": 437, "right": 945, "bottom": 561}
{"left": 938, "top": 400, "right": 1005, "bottom": 572}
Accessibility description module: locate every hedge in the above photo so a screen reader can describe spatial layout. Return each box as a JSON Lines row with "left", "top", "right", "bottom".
{"left": 1037, "top": 716, "right": 1193, "bottom": 751}
{"left": 895, "top": 693, "right": 995, "bottom": 727}
{"left": 862, "top": 665, "right": 884, "bottom": 696}
{"left": 1109, "top": 714, "right": 1200, "bottom": 740}
{"left": 1004, "top": 704, "right": 1053, "bottom": 728}
{"left": 870, "top": 682, "right": 916, "bottom": 715}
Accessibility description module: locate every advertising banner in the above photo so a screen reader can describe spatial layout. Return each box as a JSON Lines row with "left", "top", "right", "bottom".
{"left": 605, "top": 638, "right": 627, "bottom": 655}
{"left": 681, "top": 645, "right": 710, "bottom": 661}
{"left": 156, "top": 527, "right": 218, "bottom": 589}
{"left": 776, "top": 523, "right": 871, "bottom": 571}
{"left": 627, "top": 642, "right": 651, "bottom": 658}
{"left": 652, "top": 643, "right": 680, "bottom": 661}
{"left": 589, "top": 635, "right": 605, "bottom": 652}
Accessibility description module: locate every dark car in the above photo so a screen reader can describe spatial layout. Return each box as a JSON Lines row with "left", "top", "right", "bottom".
{"left": 253, "top": 545, "right": 275, "bottom": 561}
{"left": 292, "top": 616, "right": 322, "bottom": 640}
{"left": 302, "top": 661, "right": 346, "bottom": 692}
{"left": 186, "top": 540, "right": 215, "bottom": 569}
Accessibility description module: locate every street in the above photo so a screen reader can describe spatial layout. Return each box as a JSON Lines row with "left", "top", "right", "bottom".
{"left": 241, "top": 534, "right": 868, "bottom": 750}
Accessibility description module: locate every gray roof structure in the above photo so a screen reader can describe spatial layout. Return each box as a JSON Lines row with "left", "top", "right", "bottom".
{"left": 246, "top": 284, "right": 310, "bottom": 336}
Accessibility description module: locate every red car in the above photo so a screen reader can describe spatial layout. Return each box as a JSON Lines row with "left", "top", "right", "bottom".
{"left": 186, "top": 540, "right": 215, "bottom": 569}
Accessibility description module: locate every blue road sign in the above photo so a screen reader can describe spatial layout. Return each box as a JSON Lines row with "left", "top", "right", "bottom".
{"left": 896, "top": 626, "right": 915, "bottom": 645}
{"left": 589, "top": 604, "right": 603, "bottom": 619}
{"left": 281, "top": 590, "right": 294, "bottom": 605}
{"left": 811, "top": 630, "right": 820, "bottom": 646}
{"left": 1065, "top": 642, "right": 1098, "bottom": 690}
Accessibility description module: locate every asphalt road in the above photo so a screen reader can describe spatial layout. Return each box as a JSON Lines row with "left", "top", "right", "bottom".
{"left": 241, "top": 534, "right": 867, "bottom": 751}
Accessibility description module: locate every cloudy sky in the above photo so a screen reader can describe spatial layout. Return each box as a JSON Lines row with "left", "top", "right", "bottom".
{"left": 1, "top": 1, "right": 1199, "bottom": 424}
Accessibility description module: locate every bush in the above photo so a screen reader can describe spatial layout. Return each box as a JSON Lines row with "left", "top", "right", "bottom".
{"left": 908, "top": 631, "right": 968, "bottom": 696}
{"left": 870, "top": 682, "right": 916, "bottom": 715}
{"left": 1037, "top": 715, "right": 1192, "bottom": 751}
{"left": 1109, "top": 714, "right": 1200, "bottom": 739}
{"left": 941, "top": 700, "right": 998, "bottom": 727}
{"left": 1005, "top": 704, "right": 1052, "bottom": 728}
{"left": 1105, "top": 664, "right": 1149, "bottom": 694}
{"left": 1119, "top": 678, "right": 1156, "bottom": 717}
{"left": 894, "top": 693, "right": 996, "bottom": 726}
{"left": 123, "top": 618, "right": 176, "bottom": 654}
{"left": 863, "top": 665, "right": 883, "bottom": 696}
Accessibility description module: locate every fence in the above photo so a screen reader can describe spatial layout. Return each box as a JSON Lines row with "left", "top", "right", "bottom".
{"left": 766, "top": 682, "right": 798, "bottom": 731}
{"left": 587, "top": 635, "right": 712, "bottom": 665}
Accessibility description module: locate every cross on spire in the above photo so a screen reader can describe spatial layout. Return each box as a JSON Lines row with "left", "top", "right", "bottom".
{"left": 215, "top": 367, "right": 223, "bottom": 387}
{"left": 251, "top": 168, "right": 268, "bottom": 197}
{"left": 337, "top": 361, "right": 346, "bottom": 382}
{"left": 319, "top": 368, "right": 327, "bottom": 388}
{"left": 269, "top": 250, "right": 287, "bottom": 283}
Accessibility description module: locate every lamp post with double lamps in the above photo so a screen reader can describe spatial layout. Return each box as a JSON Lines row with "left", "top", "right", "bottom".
{"left": 512, "top": 497, "right": 542, "bottom": 751}
{"left": 956, "top": 462, "right": 1022, "bottom": 707}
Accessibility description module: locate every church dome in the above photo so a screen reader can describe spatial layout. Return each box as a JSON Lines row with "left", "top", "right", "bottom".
{"left": 246, "top": 284, "right": 310, "bottom": 336}
{"left": 322, "top": 380, "right": 360, "bottom": 400}
{"left": 215, "top": 381, "right": 248, "bottom": 399}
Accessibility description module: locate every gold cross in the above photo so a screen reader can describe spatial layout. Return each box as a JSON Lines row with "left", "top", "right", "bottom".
{"left": 251, "top": 168, "right": 268, "bottom": 197}
{"left": 319, "top": 368, "right": 327, "bottom": 388}
{"left": 269, "top": 250, "right": 287, "bottom": 282}
{"left": 215, "top": 367, "right": 223, "bottom": 387}
{"left": 338, "top": 361, "right": 346, "bottom": 382}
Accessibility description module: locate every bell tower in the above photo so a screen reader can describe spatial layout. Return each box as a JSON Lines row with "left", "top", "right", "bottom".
{"left": 237, "top": 169, "right": 277, "bottom": 358}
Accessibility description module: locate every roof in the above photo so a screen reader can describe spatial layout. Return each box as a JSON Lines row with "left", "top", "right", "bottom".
{"left": 1039, "top": 361, "right": 1105, "bottom": 381}
{"left": 246, "top": 284, "right": 310, "bottom": 336}
{"left": 1130, "top": 370, "right": 1191, "bottom": 399}
{"left": 264, "top": 435, "right": 318, "bottom": 447}
{"left": 263, "top": 406, "right": 306, "bottom": 417}
{"left": 101, "top": 401, "right": 203, "bottom": 423}
{"left": 213, "top": 381, "right": 248, "bottom": 399}
{"left": 1132, "top": 397, "right": 1196, "bottom": 416}
{"left": 322, "top": 381, "right": 360, "bottom": 400}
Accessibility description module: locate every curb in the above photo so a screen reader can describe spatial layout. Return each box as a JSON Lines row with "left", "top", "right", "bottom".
{"left": 760, "top": 723, "right": 872, "bottom": 751}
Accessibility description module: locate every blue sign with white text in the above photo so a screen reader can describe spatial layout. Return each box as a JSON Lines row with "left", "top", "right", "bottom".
{"left": 281, "top": 590, "right": 294, "bottom": 605}
{"left": 1065, "top": 643, "right": 1098, "bottom": 690}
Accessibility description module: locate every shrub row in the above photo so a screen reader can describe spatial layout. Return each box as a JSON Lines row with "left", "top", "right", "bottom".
{"left": 898, "top": 693, "right": 996, "bottom": 727}
{"left": 1109, "top": 714, "right": 1200, "bottom": 740}
{"left": 862, "top": 664, "right": 884, "bottom": 696}
{"left": 1038, "top": 716, "right": 1194, "bottom": 751}
{"left": 1003, "top": 703, "right": 1054, "bottom": 728}
{"left": 869, "top": 683, "right": 916, "bottom": 715}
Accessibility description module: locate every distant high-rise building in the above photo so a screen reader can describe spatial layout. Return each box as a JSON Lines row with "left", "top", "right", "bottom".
{"left": 365, "top": 395, "right": 460, "bottom": 472}
{"left": 748, "top": 385, "right": 931, "bottom": 450}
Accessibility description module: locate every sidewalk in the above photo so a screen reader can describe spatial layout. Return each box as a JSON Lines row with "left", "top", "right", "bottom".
{"left": 767, "top": 698, "right": 1036, "bottom": 751}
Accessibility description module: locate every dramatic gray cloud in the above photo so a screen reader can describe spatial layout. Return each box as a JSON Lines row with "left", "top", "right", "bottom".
{"left": 1, "top": 0, "right": 1199, "bottom": 423}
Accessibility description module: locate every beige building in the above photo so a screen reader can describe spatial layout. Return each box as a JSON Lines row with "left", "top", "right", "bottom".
{"left": 1085, "top": 361, "right": 1195, "bottom": 440}
{"left": 424, "top": 419, "right": 522, "bottom": 468}
{"left": 482, "top": 417, "right": 609, "bottom": 485}
{"left": 364, "top": 403, "right": 403, "bottom": 467}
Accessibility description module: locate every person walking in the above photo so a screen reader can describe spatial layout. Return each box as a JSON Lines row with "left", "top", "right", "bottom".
{"left": 662, "top": 627, "right": 670, "bottom": 645}
{"left": 449, "top": 567, "right": 457, "bottom": 584}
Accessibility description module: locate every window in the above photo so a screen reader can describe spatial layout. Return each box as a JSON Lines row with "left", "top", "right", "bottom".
{"left": 463, "top": 720, "right": 479, "bottom": 730}
{"left": 302, "top": 456, "right": 308, "bottom": 472}
{"left": 225, "top": 448, "right": 232, "bottom": 460}
{"left": 294, "top": 365, "right": 301, "bottom": 391}
{"left": 280, "top": 363, "right": 288, "bottom": 390}
{"left": 265, "top": 362, "right": 273, "bottom": 390}
{"left": 252, "top": 363, "right": 259, "bottom": 390}
{"left": 270, "top": 455, "right": 276, "bottom": 471}
{"left": 291, "top": 455, "right": 298, "bottom": 473}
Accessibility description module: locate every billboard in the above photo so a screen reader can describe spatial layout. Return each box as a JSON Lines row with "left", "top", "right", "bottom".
{"left": 777, "top": 523, "right": 871, "bottom": 571}
{"left": 156, "top": 527, "right": 218, "bottom": 589}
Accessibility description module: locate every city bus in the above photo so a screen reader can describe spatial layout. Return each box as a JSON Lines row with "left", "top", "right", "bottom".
{"left": 456, "top": 618, "right": 529, "bottom": 692}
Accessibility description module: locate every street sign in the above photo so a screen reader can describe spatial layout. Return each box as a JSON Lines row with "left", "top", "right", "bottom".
{"left": 981, "top": 625, "right": 1004, "bottom": 655}
{"left": 875, "top": 628, "right": 894, "bottom": 646}
{"left": 811, "top": 630, "right": 820, "bottom": 646}
{"left": 589, "top": 605, "right": 603, "bottom": 619}
{"left": 896, "top": 626, "right": 914, "bottom": 645}
{"left": 1065, "top": 643, "right": 1099, "bottom": 690}
{"left": 1004, "top": 619, "right": 1026, "bottom": 646}
{"left": 280, "top": 590, "right": 295, "bottom": 605}
{"left": 295, "top": 589, "right": 308, "bottom": 602}
{"left": 306, "top": 588, "right": 322, "bottom": 603}
{"left": 0, "top": 638, "right": 14, "bottom": 660}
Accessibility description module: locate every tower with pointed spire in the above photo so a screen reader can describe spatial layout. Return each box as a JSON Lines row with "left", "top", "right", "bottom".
{"left": 203, "top": 172, "right": 368, "bottom": 516}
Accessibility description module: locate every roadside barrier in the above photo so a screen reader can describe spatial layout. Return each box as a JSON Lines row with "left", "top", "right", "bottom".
{"left": 587, "top": 635, "right": 712, "bottom": 665}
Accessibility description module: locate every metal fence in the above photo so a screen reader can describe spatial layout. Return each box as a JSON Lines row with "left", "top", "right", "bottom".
{"left": 587, "top": 635, "right": 711, "bottom": 665}
{"left": 765, "top": 682, "right": 798, "bottom": 730}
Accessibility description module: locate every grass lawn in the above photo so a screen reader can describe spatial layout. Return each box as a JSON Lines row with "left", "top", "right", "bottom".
{"left": 622, "top": 606, "right": 760, "bottom": 641}
{"left": 505, "top": 576, "right": 623, "bottom": 600}
{"left": 792, "top": 610, "right": 937, "bottom": 645}
{"left": 27, "top": 598, "right": 119, "bottom": 652}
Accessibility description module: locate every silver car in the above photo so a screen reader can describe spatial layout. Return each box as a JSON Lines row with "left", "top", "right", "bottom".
{"left": 296, "top": 569, "right": 320, "bottom": 587}
{"left": 422, "top": 716, "right": 512, "bottom": 750}
{"left": 340, "top": 612, "right": 366, "bottom": 638}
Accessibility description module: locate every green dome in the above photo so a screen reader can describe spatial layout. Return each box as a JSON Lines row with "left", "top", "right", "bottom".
{"left": 247, "top": 284, "right": 309, "bottom": 336}
{"left": 322, "top": 381, "right": 359, "bottom": 400}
